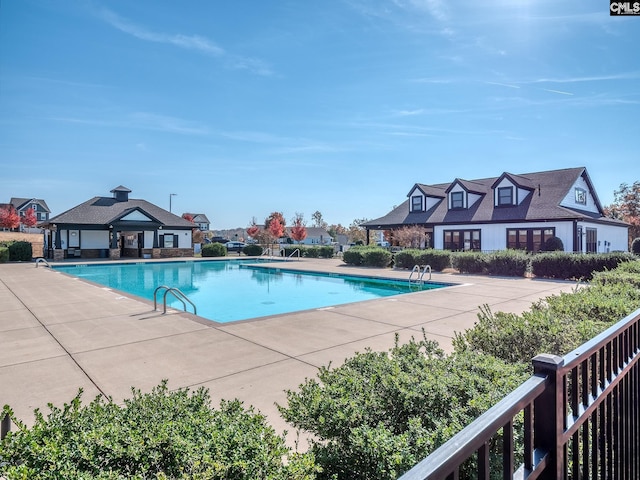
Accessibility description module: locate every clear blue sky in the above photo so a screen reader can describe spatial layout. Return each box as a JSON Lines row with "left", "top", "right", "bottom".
{"left": 1, "top": 1, "right": 638, "bottom": 230}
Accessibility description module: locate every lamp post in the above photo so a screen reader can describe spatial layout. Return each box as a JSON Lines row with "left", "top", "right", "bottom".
{"left": 169, "top": 193, "right": 177, "bottom": 213}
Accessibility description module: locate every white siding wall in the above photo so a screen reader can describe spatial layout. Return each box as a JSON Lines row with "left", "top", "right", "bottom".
{"left": 468, "top": 193, "right": 481, "bottom": 207}
{"left": 81, "top": 230, "right": 109, "bottom": 248}
{"left": 426, "top": 196, "right": 441, "bottom": 210}
{"left": 517, "top": 188, "right": 531, "bottom": 205}
{"left": 560, "top": 175, "right": 600, "bottom": 213}
{"left": 144, "top": 231, "right": 155, "bottom": 248}
{"left": 577, "top": 221, "right": 629, "bottom": 253}
{"left": 162, "top": 230, "right": 192, "bottom": 248}
{"left": 433, "top": 221, "right": 576, "bottom": 251}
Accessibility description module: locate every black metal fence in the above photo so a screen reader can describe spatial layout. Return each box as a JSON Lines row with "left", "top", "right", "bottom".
{"left": 399, "top": 306, "right": 640, "bottom": 480}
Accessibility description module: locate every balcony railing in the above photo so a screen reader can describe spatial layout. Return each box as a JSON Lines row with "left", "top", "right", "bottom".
{"left": 399, "top": 306, "right": 640, "bottom": 480}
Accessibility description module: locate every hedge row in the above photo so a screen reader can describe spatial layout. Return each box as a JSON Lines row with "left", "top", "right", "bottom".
{"left": 281, "top": 246, "right": 334, "bottom": 259}
{"left": 342, "top": 246, "right": 392, "bottom": 267}
{"left": 0, "top": 241, "right": 32, "bottom": 262}
{"left": 393, "top": 248, "right": 636, "bottom": 280}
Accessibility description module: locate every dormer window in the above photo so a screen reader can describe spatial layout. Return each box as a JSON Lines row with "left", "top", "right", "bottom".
{"left": 497, "top": 187, "right": 513, "bottom": 206}
{"left": 575, "top": 188, "right": 586, "bottom": 205}
{"left": 411, "top": 195, "right": 423, "bottom": 212}
{"left": 451, "top": 192, "right": 464, "bottom": 209}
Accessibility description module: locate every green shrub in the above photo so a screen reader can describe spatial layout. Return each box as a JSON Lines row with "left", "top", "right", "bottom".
{"left": 5, "top": 241, "right": 32, "bottom": 261}
{"left": 201, "top": 242, "right": 226, "bottom": 257}
{"left": 415, "top": 249, "right": 451, "bottom": 271}
{"left": 542, "top": 236, "right": 564, "bottom": 251}
{"left": 531, "top": 252, "right": 635, "bottom": 281}
{"left": 486, "top": 250, "right": 529, "bottom": 277}
{"left": 454, "top": 268, "right": 640, "bottom": 364}
{"left": 343, "top": 246, "right": 366, "bottom": 266}
{"left": 243, "top": 243, "right": 263, "bottom": 256}
{"left": 319, "top": 246, "right": 334, "bottom": 258}
{"left": 0, "top": 381, "right": 317, "bottom": 479}
{"left": 632, "top": 237, "right": 640, "bottom": 255}
{"left": 0, "top": 247, "right": 8, "bottom": 263}
{"left": 393, "top": 249, "right": 421, "bottom": 269}
{"left": 362, "top": 248, "right": 392, "bottom": 267}
{"left": 279, "top": 336, "right": 528, "bottom": 480}
{"left": 451, "top": 251, "right": 488, "bottom": 274}
{"left": 304, "top": 247, "right": 321, "bottom": 258}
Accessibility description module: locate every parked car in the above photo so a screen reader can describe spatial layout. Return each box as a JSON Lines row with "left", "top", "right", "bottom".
{"left": 225, "top": 241, "right": 246, "bottom": 252}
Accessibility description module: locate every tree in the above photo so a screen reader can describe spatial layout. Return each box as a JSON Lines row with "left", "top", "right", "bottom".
{"left": 21, "top": 208, "right": 38, "bottom": 229}
{"left": 327, "top": 223, "right": 347, "bottom": 239}
{"left": 348, "top": 218, "right": 368, "bottom": 245}
{"left": 247, "top": 217, "right": 260, "bottom": 238}
{"left": 290, "top": 213, "right": 307, "bottom": 244}
{"left": 604, "top": 181, "right": 640, "bottom": 247}
{"left": 265, "top": 212, "right": 285, "bottom": 240}
{"left": 393, "top": 225, "right": 430, "bottom": 249}
{"left": 0, "top": 205, "right": 20, "bottom": 230}
{"left": 311, "top": 211, "right": 328, "bottom": 230}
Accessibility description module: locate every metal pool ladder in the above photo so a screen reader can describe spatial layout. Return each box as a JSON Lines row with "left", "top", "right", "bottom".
{"left": 35, "top": 257, "right": 51, "bottom": 268}
{"left": 409, "top": 264, "right": 431, "bottom": 285}
{"left": 153, "top": 285, "right": 197, "bottom": 315}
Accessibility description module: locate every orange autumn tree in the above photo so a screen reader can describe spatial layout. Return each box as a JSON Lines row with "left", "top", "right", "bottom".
{"left": 0, "top": 205, "right": 20, "bottom": 230}
{"left": 21, "top": 208, "right": 38, "bottom": 229}
{"left": 265, "top": 212, "right": 285, "bottom": 243}
{"left": 289, "top": 213, "right": 307, "bottom": 244}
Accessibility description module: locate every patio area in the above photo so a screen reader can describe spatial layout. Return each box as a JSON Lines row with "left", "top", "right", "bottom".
{"left": 0, "top": 257, "right": 577, "bottom": 443}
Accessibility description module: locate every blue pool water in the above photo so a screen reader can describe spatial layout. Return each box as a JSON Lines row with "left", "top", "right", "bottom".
{"left": 54, "top": 260, "right": 450, "bottom": 323}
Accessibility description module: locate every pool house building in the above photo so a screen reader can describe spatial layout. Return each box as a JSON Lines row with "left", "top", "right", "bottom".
{"left": 43, "top": 186, "right": 195, "bottom": 260}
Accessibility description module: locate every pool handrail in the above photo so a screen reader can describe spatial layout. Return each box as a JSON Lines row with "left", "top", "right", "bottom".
{"left": 153, "top": 285, "right": 197, "bottom": 315}
{"left": 34, "top": 257, "right": 51, "bottom": 268}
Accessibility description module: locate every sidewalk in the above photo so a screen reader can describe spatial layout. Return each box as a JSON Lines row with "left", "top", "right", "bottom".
{"left": 0, "top": 258, "right": 577, "bottom": 442}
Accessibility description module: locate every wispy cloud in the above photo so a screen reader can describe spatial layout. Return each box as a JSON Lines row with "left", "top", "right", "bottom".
{"left": 97, "top": 8, "right": 273, "bottom": 76}
{"left": 485, "top": 81, "right": 520, "bottom": 89}
{"left": 51, "top": 112, "right": 210, "bottom": 135}
{"left": 542, "top": 88, "right": 573, "bottom": 96}
{"left": 530, "top": 72, "right": 640, "bottom": 84}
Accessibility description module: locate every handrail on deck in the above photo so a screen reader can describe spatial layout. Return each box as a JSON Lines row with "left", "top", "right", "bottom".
{"left": 409, "top": 264, "right": 431, "bottom": 284}
{"left": 34, "top": 257, "right": 50, "bottom": 268}
{"left": 399, "top": 306, "right": 640, "bottom": 479}
{"left": 286, "top": 248, "right": 301, "bottom": 261}
{"left": 153, "top": 285, "right": 197, "bottom": 315}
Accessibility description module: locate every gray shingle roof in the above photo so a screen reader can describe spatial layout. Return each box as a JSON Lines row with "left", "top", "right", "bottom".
{"left": 363, "top": 167, "right": 626, "bottom": 228}
{"left": 47, "top": 196, "right": 194, "bottom": 228}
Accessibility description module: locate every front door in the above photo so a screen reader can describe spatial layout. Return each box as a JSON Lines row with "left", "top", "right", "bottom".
{"left": 586, "top": 228, "right": 597, "bottom": 253}
{"left": 138, "top": 232, "right": 144, "bottom": 258}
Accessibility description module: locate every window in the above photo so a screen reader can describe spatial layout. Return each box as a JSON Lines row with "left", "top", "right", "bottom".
{"left": 444, "top": 229, "right": 481, "bottom": 251}
{"left": 586, "top": 228, "right": 597, "bottom": 253}
{"left": 162, "top": 234, "right": 175, "bottom": 248}
{"left": 575, "top": 188, "right": 587, "bottom": 205}
{"left": 506, "top": 228, "right": 555, "bottom": 252}
{"left": 450, "top": 191, "right": 464, "bottom": 209}
{"left": 411, "top": 195, "right": 423, "bottom": 212}
{"left": 497, "top": 187, "right": 513, "bottom": 206}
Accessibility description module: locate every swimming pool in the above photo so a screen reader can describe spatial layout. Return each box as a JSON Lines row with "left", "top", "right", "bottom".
{"left": 54, "top": 260, "right": 451, "bottom": 323}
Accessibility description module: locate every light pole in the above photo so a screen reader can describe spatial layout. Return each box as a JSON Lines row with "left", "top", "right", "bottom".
{"left": 169, "top": 193, "right": 177, "bottom": 213}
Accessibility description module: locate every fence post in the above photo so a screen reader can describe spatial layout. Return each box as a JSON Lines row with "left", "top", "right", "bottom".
{"left": 1, "top": 412, "right": 10, "bottom": 440}
{"left": 532, "top": 353, "right": 565, "bottom": 479}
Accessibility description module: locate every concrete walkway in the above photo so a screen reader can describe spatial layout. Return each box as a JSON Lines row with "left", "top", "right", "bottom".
{"left": 0, "top": 258, "right": 577, "bottom": 442}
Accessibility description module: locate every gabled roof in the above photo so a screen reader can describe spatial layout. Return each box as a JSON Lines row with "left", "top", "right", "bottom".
{"left": 444, "top": 178, "right": 488, "bottom": 195}
{"left": 491, "top": 172, "right": 536, "bottom": 190}
{"left": 408, "top": 183, "right": 447, "bottom": 198}
{"left": 46, "top": 196, "right": 194, "bottom": 228}
{"left": 9, "top": 197, "right": 51, "bottom": 213}
{"left": 185, "top": 213, "right": 211, "bottom": 224}
{"left": 362, "top": 167, "right": 625, "bottom": 228}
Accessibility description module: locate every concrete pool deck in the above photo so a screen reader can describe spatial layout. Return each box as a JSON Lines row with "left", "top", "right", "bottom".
{"left": 0, "top": 257, "right": 578, "bottom": 443}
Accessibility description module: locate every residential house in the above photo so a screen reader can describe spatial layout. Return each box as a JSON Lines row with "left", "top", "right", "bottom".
{"left": 6, "top": 197, "right": 51, "bottom": 231}
{"left": 288, "top": 227, "right": 333, "bottom": 245}
{"left": 362, "top": 167, "right": 628, "bottom": 253}
{"left": 43, "top": 186, "right": 195, "bottom": 260}
{"left": 183, "top": 213, "right": 210, "bottom": 231}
